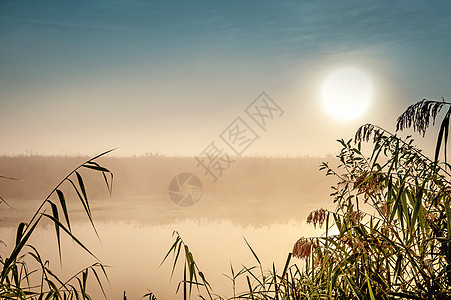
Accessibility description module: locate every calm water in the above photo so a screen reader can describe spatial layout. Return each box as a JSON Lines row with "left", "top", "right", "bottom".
{"left": 0, "top": 195, "right": 330, "bottom": 299}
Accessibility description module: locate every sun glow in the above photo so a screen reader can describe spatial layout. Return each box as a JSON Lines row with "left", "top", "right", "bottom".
{"left": 322, "top": 68, "right": 373, "bottom": 120}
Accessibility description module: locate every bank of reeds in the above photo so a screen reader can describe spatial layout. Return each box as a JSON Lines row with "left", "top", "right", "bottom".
{"left": 3, "top": 99, "right": 451, "bottom": 299}
{"left": 161, "top": 99, "right": 451, "bottom": 299}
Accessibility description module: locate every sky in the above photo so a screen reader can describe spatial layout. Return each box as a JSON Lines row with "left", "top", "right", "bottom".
{"left": 1, "top": 0, "right": 451, "bottom": 157}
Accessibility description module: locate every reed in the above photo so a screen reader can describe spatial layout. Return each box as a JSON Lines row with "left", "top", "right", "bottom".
{"left": 161, "top": 98, "right": 451, "bottom": 299}
{"left": 3, "top": 98, "right": 451, "bottom": 299}
{"left": 0, "top": 150, "right": 114, "bottom": 299}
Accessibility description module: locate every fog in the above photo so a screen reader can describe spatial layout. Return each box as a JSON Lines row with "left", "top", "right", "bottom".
{"left": 0, "top": 155, "right": 336, "bottom": 298}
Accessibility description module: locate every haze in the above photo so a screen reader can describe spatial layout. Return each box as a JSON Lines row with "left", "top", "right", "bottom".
{"left": 1, "top": 1, "right": 451, "bottom": 156}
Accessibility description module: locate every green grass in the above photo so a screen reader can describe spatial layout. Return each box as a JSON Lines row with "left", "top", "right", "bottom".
{"left": 161, "top": 99, "right": 451, "bottom": 299}
{"left": 0, "top": 150, "right": 113, "bottom": 299}
{"left": 3, "top": 99, "right": 451, "bottom": 299}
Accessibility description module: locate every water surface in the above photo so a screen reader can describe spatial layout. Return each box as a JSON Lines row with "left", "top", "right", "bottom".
{"left": 0, "top": 195, "right": 330, "bottom": 299}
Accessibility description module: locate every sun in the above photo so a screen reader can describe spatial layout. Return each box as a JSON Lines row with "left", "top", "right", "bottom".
{"left": 321, "top": 68, "right": 373, "bottom": 120}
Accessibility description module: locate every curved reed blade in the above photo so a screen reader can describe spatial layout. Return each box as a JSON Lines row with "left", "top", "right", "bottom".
{"left": 0, "top": 195, "right": 13, "bottom": 209}
{"left": 2, "top": 216, "right": 42, "bottom": 279}
{"left": 142, "top": 289, "right": 159, "bottom": 300}
{"left": 435, "top": 106, "right": 451, "bottom": 164}
{"left": 15, "top": 222, "right": 26, "bottom": 247}
{"left": 243, "top": 237, "right": 261, "bottom": 265}
{"left": 56, "top": 189, "right": 71, "bottom": 232}
{"left": 49, "top": 201, "right": 62, "bottom": 262}
{"left": 66, "top": 178, "right": 99, "bottom": 239}
{"left": 82, "top": 162, "right": 113, "bottom": 195}
{"left": 42, "top": 213, "right": 99, "bottom": 261}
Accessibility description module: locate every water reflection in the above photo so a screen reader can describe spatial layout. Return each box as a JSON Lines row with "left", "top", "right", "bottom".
{"left": 0, "top": 156, "right": 337, "bottom": 298}
{"left": 0, "top": 201, "right": 328, "bottom": 299}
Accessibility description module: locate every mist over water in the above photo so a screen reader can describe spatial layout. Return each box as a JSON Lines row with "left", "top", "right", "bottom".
{"left": 0, "top": 156, "right": 335, "bottom": 298}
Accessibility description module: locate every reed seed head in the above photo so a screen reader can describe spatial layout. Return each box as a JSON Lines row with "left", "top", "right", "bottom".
{"left": 306, "top": 208, "right": 327, "bottom": 229}
{"left": 293, "top": 237, "right": 318, "bottom": 259}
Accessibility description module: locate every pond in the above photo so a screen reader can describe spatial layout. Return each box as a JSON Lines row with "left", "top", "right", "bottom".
{"left": 0, "top": 194, "right": 332, "bottom": 299}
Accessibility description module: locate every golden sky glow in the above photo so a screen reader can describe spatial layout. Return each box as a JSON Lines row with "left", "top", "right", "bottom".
{"left": 1, "top": 1, "right": 450, "bottom": 156}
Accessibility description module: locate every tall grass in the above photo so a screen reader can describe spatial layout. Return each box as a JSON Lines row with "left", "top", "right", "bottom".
{"left": 162, "top": 99, "right": 451, "bottom": 299}
{"left": 0, "top": 150, "right": 114, "bottom": 299}
{"left": 3, "top": 99, "right": 451, "bottom": 299}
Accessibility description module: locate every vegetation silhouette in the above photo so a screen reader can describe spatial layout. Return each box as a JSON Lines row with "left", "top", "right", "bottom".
{"left": 3, "top": 98, "right": 451, "bottom": 299}
{"left": 161, "top": 99, "right": 451, "bottom": 299}
{"left": 0, "top": 150, "right": 113, "bottom": 299}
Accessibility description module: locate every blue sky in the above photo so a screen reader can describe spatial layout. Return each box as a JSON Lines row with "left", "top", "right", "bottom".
{"left": 1, "top": 0, "right": 451, "bottom": 156}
